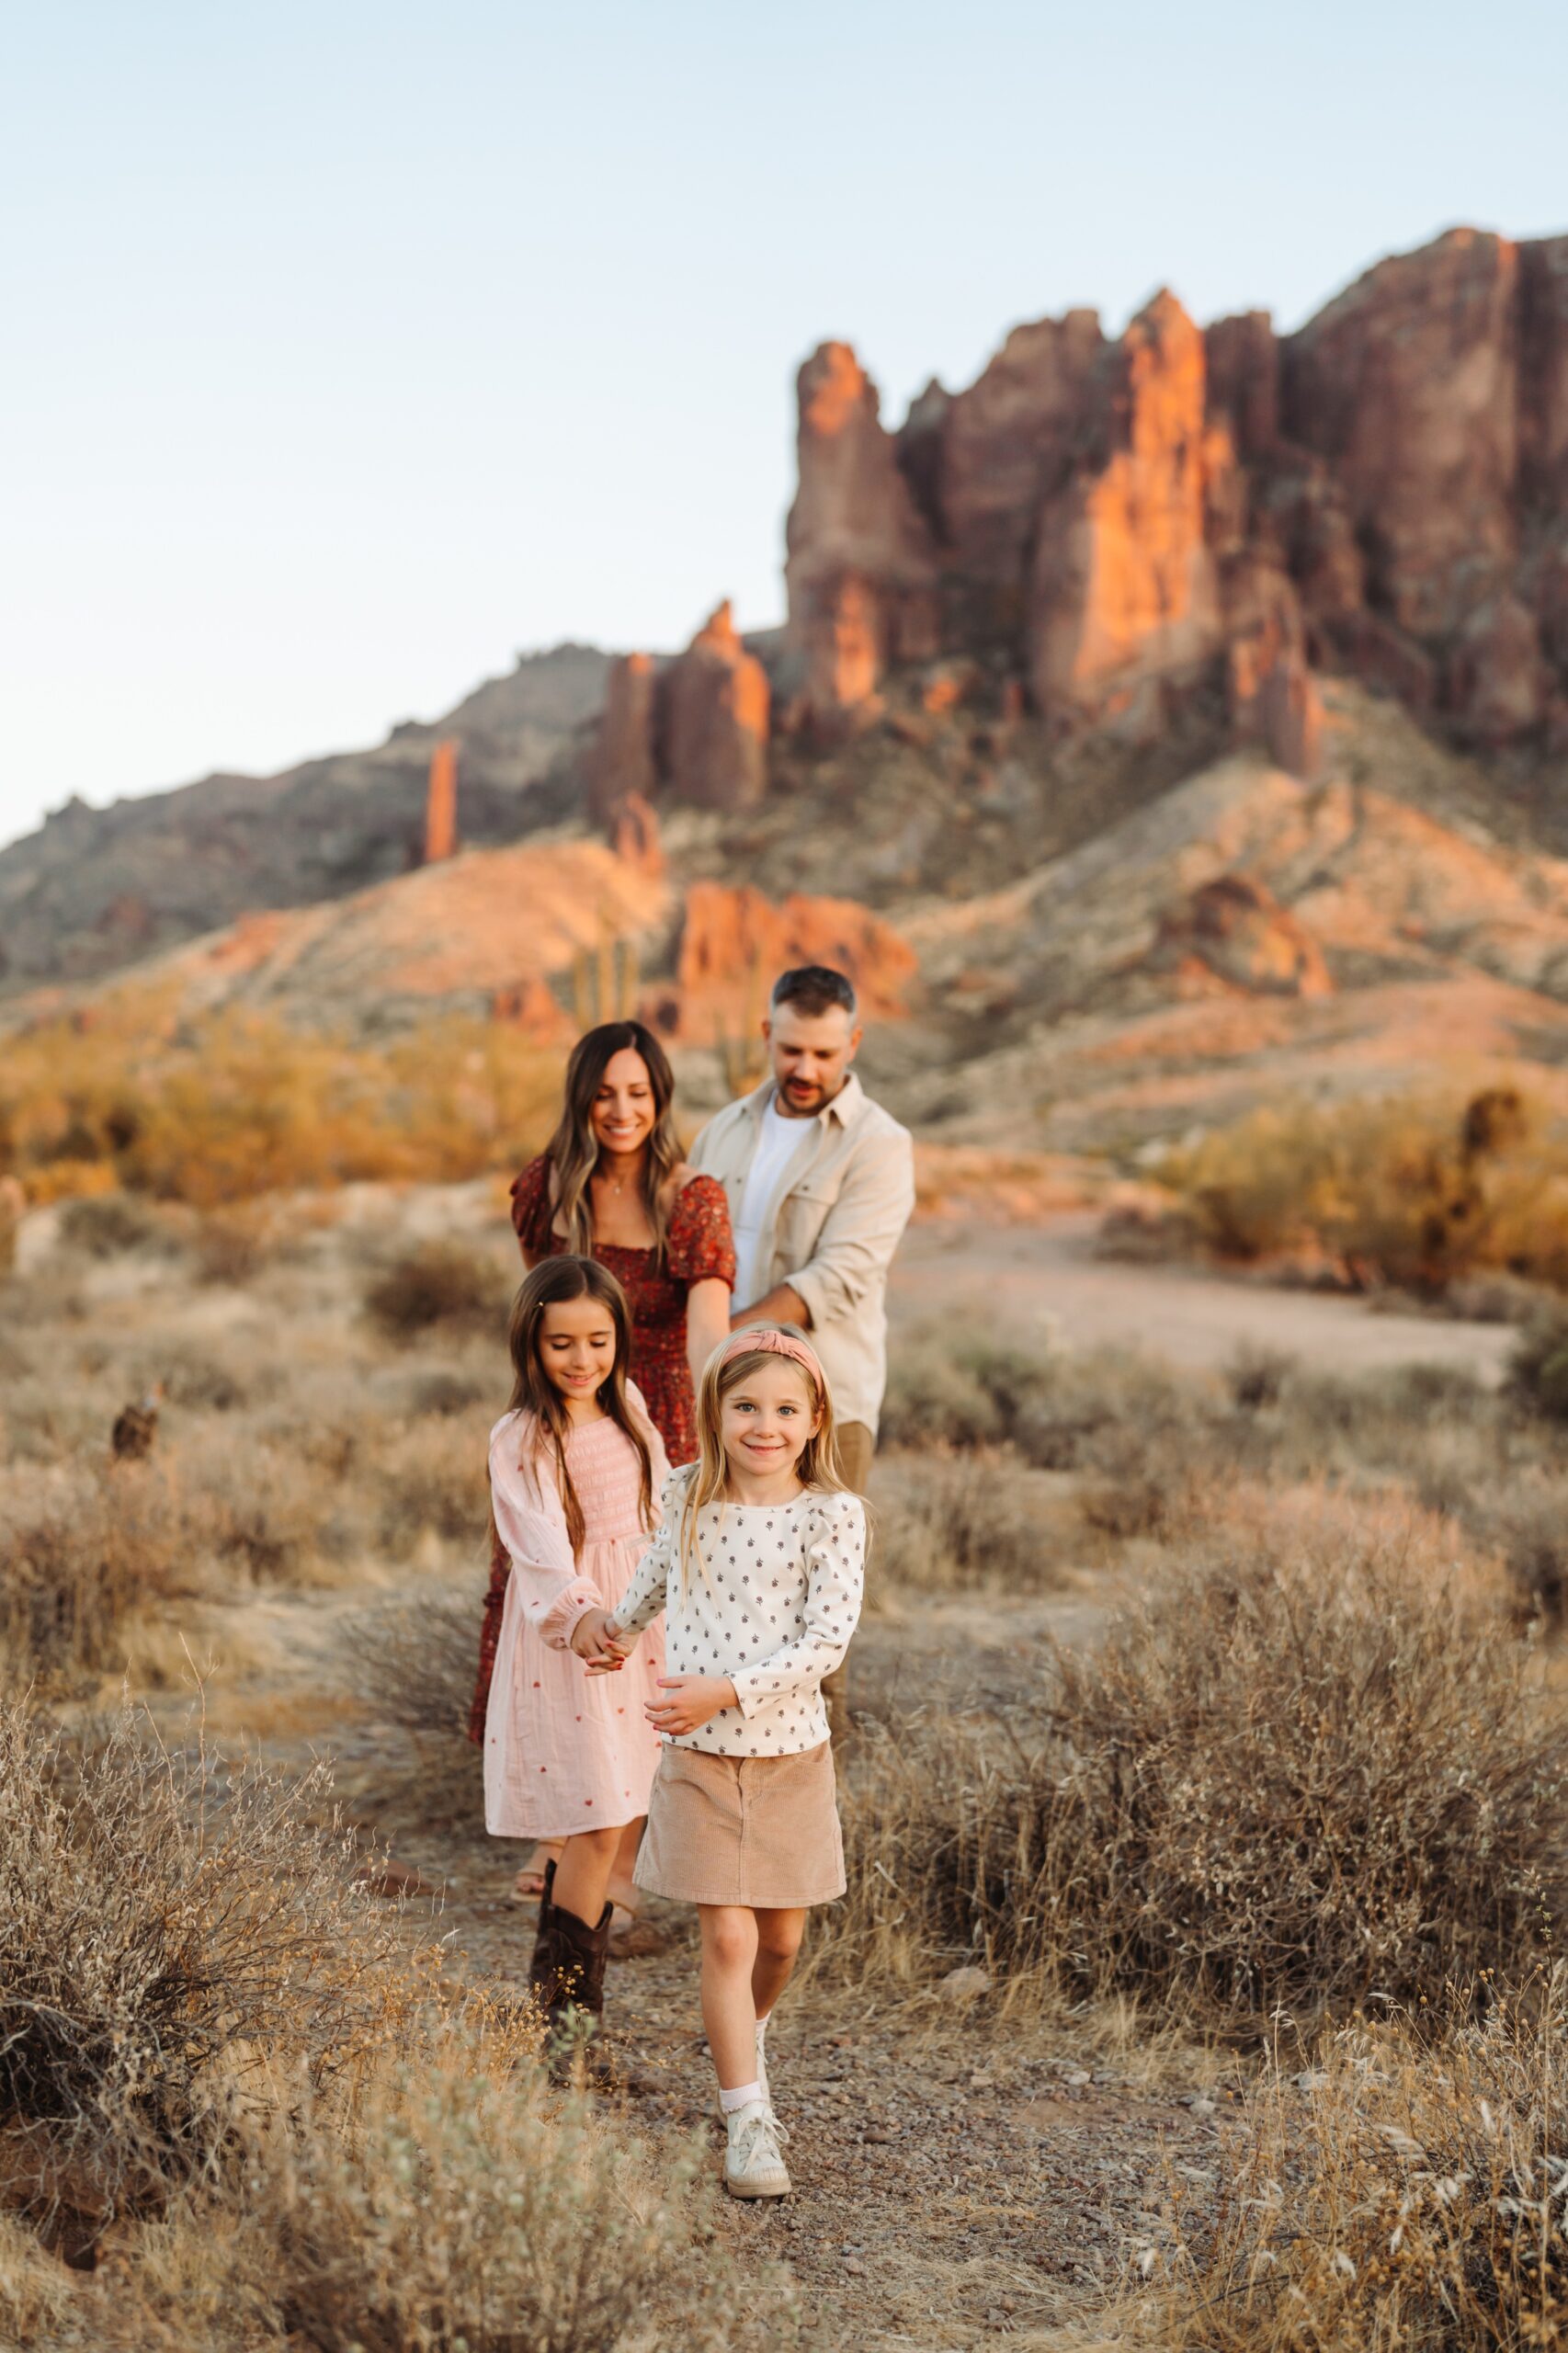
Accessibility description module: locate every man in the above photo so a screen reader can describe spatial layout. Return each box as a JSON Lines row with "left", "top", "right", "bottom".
{"left": 690, "top": 964, "right": 915, "bottom": 1497}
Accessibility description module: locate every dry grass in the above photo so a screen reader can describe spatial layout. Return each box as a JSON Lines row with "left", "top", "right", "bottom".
{"left": 0, "top": 1463, "right": 207, "bottom": 1685}
{"left": 1120, "top": 1981, "right": 1568, "bottom": 2350}
{"left": 1161, "top": 1085, "right": 1568, "bottom": 1294}
{"left": 823, "top": 1501, "right": 1567, "bottom": 2025}
{"left": 0, "top": 1697, "right": 403, "bottom": 2232}
{"left": 870, "top": 1444, "right": 1066, "bottom": 1592}
{"left": 345, "top": 1587, "right": 483, "bottom": 1737}
{"left": 233, "top": 2039, "right": 749, "bottom": 2353}
{"left": 0, "top": 1697, "right": 769, "bottom": 2352}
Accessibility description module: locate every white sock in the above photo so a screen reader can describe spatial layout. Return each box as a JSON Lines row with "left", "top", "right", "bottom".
{"left": 720, "top": 2079, "right": 763, "bottom": 2115}
{"left": 756, "top": 2013, "right": 770, "bottom": 2045}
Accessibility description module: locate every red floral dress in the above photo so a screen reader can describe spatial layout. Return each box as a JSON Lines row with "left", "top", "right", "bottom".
{"left": 467, "top": 1157, "right": 735, "bottom": 1743}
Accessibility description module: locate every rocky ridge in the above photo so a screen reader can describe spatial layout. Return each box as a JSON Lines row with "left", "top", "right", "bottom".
{"left": 770, "top": 226, "right": 1568, "bottom": 767}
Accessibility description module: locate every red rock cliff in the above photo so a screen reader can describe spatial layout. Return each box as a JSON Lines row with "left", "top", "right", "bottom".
{"left": 781, "top": 224, "right": 1568, "bottom": 751}
{"left": 784, "top": 342, "right": 940, "bottom": 722}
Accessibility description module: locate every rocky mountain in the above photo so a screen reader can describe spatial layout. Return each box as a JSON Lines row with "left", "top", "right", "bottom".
{"left": 0, "top": 644, "right": 610, "bottom": 993}
{"left": 6, "top": 222, "right": 1568, "bottom": 1162}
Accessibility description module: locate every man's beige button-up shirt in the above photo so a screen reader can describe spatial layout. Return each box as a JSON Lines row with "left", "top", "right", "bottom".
{"left": 689, "top": 1074, "right": 915, "bottom": 1436}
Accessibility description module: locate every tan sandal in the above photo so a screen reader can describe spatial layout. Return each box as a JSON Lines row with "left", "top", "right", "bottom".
{"left": 509, "top": 1840, "right": 563, "bottom": 1903}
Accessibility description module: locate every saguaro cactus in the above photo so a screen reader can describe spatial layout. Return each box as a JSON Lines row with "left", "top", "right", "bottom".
{"left": 571, "top": 915, "right": 641, "bottom": 1029}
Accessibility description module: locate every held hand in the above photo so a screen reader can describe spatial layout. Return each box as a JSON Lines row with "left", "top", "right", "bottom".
{"left": 645, "top": 1674, "right": 737, "bottom": 1738}
{"left": 571, "top": 1608, "right": 626, "bottom": 1673}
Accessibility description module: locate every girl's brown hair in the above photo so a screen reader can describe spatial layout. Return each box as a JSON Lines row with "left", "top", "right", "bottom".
{"left": 675, "top": 1323, "right": 849, "bottom": 1597}
{"left": 543, "top": 1021, "right": 681, "bottom": 1263}
{"left": 506, "top": 1256, "right": 654, "bottom": 1558}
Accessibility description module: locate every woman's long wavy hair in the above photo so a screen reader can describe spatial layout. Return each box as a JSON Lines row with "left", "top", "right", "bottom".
{"left": 675, "top": 1324, "right": 849, "bottom": 1600}
{"left": 506, "top": 1256, "right": 654, "bottom": 1559}
{"left": 543, "top": 1021, "right": 681, "bottom": 1263}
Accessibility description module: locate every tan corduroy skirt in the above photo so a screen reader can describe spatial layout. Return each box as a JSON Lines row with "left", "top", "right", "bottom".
{"left": 633, "top": 1741, "right": 846, "bottom": 1909}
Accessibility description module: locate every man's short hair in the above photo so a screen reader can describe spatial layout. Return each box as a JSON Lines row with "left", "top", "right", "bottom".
{"left": 770, "top": 965, "right": 858, "bottom": 1020}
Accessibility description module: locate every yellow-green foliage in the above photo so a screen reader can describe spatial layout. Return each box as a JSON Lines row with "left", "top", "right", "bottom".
{"left": 0, "top": 995, "right": 563, "bottom": 1208}
{"left": 1164, "top": 1084, "right": 1568, "bottom": 1291}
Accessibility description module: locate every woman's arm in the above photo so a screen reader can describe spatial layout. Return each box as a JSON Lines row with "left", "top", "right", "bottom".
{"left": 685, "top": 1275, "right": 731, "bottom": 1392}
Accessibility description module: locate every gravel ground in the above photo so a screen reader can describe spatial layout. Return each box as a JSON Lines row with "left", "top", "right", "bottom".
{"left": 393, "top": 1849, "right": 1233, "bottom": 2352}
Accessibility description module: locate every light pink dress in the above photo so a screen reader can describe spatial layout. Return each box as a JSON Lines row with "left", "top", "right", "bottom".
{"left": 483, "top": 1399, "right": 668, "bottom": 1841}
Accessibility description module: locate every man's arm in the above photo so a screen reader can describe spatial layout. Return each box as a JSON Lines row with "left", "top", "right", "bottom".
{"left": 731, "top": 1279, "right": 810, "bottom": 1331}
{"left": 782, "top": 1127, "right": 915, "bottom": 1336}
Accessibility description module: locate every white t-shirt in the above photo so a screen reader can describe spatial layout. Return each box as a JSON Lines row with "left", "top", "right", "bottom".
{"left": 732, "top": 1097, "right": 807, "bottom": 1311}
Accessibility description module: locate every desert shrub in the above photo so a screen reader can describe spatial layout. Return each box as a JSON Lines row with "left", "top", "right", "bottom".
{"left": 243, "top": 2040, "right": 728, "bottom": 2353}
{"left": 57, "top": 1192, "right": 181, "bottom": 1259}
{"left": 1508, "top": 1303, "right": 1568, "bottom": 1423}
{"left": 1163, "top": 1086, "right": 1568, "bottom": 1292}
{"left": 190, "top": 1210, "right": 267, "bottom": 1286}
{"left": 390, "top": 1363, "right": 494, "bottom": 1418}
{"left": 0, "top": 1464, "right": 202, "bottom": 1683}
{"left": 346, "top": 1587, "right": 484, "bottom": 1736}
{"left": 1489, "top": 1474, "right": 1568, "bottom": 1626}
{"left": 363, "top": 1242, "right": 503, "bottom": 1343}
{"left": 824, "top": 1509, "right": 1567, "bottom": 2020}
{"left": 162, "top": 1348, "right": 246, "bottom": 1412}
{"left": 0, "top": 996, "right": 562, "bottom": 1209}
{"left": 0, "top": 1699, "right": 401, "bottom": 2230}
{"left": 880, "top": 1327, "right": 1200, "bottom": 1472}
{"left": 871, "top": 1446, "right": 1060, "bottom": 1592}
{"left": 207, "top": 1443, "right": 324, "bottom": 1577}
{"left": 1126, "top": 1986, "right": 1568, "bottom": 2351}
{"left": 880, "top": 1331, "right": 1009, "bottom": 1449}
{"left": 379, "top": 1415, "right": 489, "bottom": 1550}
{"left": 1226, "top": 1341, "right": 1293, "bottom": 1411}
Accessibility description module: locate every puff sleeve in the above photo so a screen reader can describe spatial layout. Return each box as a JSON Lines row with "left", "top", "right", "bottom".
{"left": 666, "top": 1174, "right": 736, "bottom": 1292}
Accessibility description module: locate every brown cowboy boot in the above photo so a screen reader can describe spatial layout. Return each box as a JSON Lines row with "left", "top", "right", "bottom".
{"left": 528, "top": 1861, "right": 612, "bottom": 2074}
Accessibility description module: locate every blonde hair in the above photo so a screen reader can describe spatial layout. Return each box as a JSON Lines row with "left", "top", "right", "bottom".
{"left": 675, "top": 1323, "right": 849, "bottom": 1601}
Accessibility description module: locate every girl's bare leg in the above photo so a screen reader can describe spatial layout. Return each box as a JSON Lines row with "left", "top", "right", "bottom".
{"left": 607, "top": 1817, "right": 645, "bottom": 1915}
{"left": 750, "top": 1905, "right": 806, "bottom": 2021}
{"left": 551, "top": 1824, "right": 622, "bottom": 1927}
{"left": 699, "top": 1904, "right": 763, "bottom": 2090}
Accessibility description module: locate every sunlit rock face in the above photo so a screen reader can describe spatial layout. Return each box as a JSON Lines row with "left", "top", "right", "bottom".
{"left": 661, "top": 601, "right": 771, "bottom": 812}
{"left": 1028, "top": 291, "right": 1222, "bottom": 718}
{"left": 584, "top": 607, "right": 770, "bottom": 820}
{"left": 781, "top": 226, "right": 1568, "bottom": 750}
{"left": 784, "top": 341, "right": 940, "bottom": 726}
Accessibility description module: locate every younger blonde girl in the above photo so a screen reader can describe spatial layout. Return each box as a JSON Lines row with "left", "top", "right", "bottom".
{"left": 566, "top": 1324, "right": 866, "bottom": 2198}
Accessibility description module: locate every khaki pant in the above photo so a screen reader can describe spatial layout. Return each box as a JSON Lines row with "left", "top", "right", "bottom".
{"left": 824, "top": 1420, "right": 874, "bottom": 1722}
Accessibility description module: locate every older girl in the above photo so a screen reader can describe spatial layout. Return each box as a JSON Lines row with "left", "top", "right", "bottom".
{"left": 565, "top": 1324, "right": 866, "bottom": 2198}
{"left": 472, "top": 1021, "right": 735, "bottom": 1905}
{"left": 483, "top": 1256, "right": 667, "bottom": 2041}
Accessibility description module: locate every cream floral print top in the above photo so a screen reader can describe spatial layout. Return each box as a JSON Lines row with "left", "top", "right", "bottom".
{"left": 587, "top": 1469, "right": 865, "bottom": 1756}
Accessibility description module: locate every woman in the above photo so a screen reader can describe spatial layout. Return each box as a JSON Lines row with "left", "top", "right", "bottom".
{"left": 470, "top": 1019, "right": 734, "bottom": 1917}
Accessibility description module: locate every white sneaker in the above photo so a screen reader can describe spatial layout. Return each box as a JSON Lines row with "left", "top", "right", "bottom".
{"left": 724, "top": 2099, "right": 791, "bottom": 2199}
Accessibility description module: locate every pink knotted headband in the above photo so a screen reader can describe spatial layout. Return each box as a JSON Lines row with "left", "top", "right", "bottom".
{"left": 718, "top": 1324, "right": 827, "bottom": 1395}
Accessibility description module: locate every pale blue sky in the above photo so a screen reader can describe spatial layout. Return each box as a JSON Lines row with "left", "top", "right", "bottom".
{"left": 3, "top": 0, "right": 1563, "bottom": 847}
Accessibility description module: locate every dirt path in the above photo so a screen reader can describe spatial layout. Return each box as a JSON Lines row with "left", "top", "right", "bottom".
{"left": 432, "top": 1883, "right": 1224, "bottom": 2351}
{"left": 893, "top": 1214, "right": 1516, "bottom": 1384}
